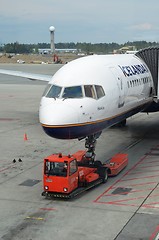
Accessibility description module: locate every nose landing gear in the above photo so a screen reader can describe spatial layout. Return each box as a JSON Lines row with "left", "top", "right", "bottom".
{"left": 84, "top": 133, "right": 101, "bottom": 163}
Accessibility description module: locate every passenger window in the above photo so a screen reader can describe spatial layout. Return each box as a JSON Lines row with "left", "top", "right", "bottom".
{"left": 46, "top": 85, "right": 62, "bottom": 98}
{"left": 95, "top": 85, "right": 105, "bottom": 99}
{"left": 62, "top": 86, "right": 83, "bottom": 98}
{"left": 84, "top": 85, "right": 96, "bottom": 99}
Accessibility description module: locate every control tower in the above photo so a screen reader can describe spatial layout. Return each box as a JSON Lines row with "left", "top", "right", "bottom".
{"left": 49, "top": 26, "right": 55, "bottom": 54}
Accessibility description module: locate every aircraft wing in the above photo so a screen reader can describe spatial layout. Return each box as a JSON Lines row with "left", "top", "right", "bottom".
{"left": 0, "top": 69, "right": 52, "bottom": 82}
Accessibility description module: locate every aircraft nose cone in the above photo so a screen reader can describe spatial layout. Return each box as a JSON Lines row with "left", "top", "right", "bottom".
{"left": 39, "top": 102, "right": 82, "bottom": 139}
{"left": 39, "top": 103, "right": 79, "bottom": 126}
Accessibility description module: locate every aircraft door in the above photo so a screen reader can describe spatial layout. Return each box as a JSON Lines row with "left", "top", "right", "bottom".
{"left": 110, "top": 67, "right": 125, "bottom": 108}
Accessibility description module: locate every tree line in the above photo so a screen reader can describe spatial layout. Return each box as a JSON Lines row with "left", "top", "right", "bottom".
{"left": 1, "top": 41, "right": 159, "bottom": 54}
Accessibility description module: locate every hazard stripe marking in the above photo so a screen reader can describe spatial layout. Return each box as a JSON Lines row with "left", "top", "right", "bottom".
{"left": 149, "top": 225, "right": 159, "bottom": 240}
{"left": 94, "top": 145, "right": 159, "bottom": 209}
{"left": 39, "top": 208, "right": 56, "bottom": 211}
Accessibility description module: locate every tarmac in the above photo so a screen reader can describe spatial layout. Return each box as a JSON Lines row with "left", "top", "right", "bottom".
{"left": 1, "top": 63, "right": 159, "bottom": 240}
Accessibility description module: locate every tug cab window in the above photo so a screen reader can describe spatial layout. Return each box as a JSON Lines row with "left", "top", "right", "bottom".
{"left": 69, "top": 159, "right": 78, "bottom": 175}
{"left": 84, "top": 85, "right": 96, "bottom": 99}
{"left": 46, "top": 85, "right": 62, "bottom": 98}
{"left": 62, "top": 86, "right": 83, "bottom": 98}
{"left": 45, "top": 161, "right": 68, "bottom": 177}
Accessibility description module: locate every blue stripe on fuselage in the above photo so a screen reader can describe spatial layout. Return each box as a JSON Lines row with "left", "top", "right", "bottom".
{"left": 42, "top": 103, "right": 150, "bottom": 139}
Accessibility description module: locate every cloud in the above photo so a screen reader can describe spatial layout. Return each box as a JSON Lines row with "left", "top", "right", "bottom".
{"left": 131, "top": 23, "right": 154, "bottom": 31}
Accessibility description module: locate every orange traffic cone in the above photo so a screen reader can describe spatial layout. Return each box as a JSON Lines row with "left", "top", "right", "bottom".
{"left": 24, "top": 133, "right": 28, "bottom": 141}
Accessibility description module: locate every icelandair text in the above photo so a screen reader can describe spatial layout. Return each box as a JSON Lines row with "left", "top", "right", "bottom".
{"left": 118, "top": 64, "right": 149, "bottom": 77}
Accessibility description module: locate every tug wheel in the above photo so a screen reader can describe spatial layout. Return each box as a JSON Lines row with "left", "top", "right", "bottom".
{"left": 94, "top": 160, "right": 102, "bottom": 167}
{"left": 102, "top": 168, "right": 108, "bottom": 183}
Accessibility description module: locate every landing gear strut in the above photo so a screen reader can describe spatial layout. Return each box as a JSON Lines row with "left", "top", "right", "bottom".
{"left": 84, "top": 135, "right": 96, "bottom": 162}
{"left": 119, "top": 119, "right": 126, "bottom": 127}
{"left": 84, "top": 133, "right": 101, "bottom": 162}
{"left": 83, "top": 133, "right": 108, "bottom": 182}
{"left": 112, "top": 119, "right": 127, "bottom": 128}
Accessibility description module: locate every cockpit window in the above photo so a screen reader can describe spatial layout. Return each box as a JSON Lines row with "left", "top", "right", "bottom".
{"left": 43, "top": 84, "right": 105, "bottom": 100}
{"left": 95, "top": 85, "right": 105, "bottom": 99}
{"left": 62, "top": 86, "right": 83, "bottom": 98}
{"left": 42, "top": 84, "right": 51, "bottom": 97}
{"left": 46, "top": 85, "right": 62, "bottom": 98}
{"left": 84, "top": 85, "right": 96, "bottom": 99}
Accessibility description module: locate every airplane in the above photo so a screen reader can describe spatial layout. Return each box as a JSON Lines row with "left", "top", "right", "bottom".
{"left": 0, "top": 47, "right": 159, "bottom": 154}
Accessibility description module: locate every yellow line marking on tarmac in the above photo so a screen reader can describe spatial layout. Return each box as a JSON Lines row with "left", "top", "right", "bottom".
{"left": 26, "top": 216, "right": 44, "bottom": 221}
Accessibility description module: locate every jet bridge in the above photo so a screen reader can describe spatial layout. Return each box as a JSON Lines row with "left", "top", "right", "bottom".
{"left": 135, "top": 47, "right": 159, "bottom": 102}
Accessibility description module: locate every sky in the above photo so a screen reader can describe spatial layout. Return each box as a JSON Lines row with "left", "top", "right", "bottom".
{"left": 0, "top": 0, "right": 159, "bottom": 44}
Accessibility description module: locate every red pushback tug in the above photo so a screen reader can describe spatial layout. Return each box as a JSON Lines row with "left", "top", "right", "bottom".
{"left": 42, "top": 150, "right": 128, "bottom": 199}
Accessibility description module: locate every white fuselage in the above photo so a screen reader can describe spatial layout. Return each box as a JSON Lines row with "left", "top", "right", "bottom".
{"left": 39, "top": 54, "right": 154, "bottom": 139}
